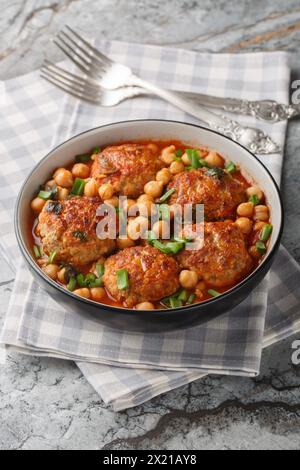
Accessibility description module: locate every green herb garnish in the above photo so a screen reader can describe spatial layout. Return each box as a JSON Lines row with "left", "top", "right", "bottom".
{"left": 116, "top": 269, "right": 129, "bottom": 290}
{"left": 67, "top": 277, "right": 77, "bottom": 291}
{"left": 206, "top": 167, "right": 225, "bottom": 179}
{"left": 249, "top": 194, "right": 260, "bottom": 206}
{"left": 47, "top": 250, "right": 57, "bottom": 265}
{"left": 159, "top": 188, "right": 176, "bottom": 203}
{"left": 70, "top": 178, "right": 86, "bottom": 196}
{"left": 45, "top": 201, "right": 62, "bottom": 214}
{"left": 174, "top": 149, "right": 184, "bottom": 159}
{"left": 96, "top": 263, "right": 105, "bottom": 278}
{"left": 256, "top": 240, "right": 267, "bottom": 254}
{"left": 208, "top": 289, "right": 221, "bottom": 297}
{"left": 186, "top": 293, "right": 196, "bottom": 305}
{"left": 92, "top": 146, "right": 101, "bottom": 154}
{"left": 259, "top": 224, "right": 273, "bottom": 242}
{"left": 33, "top": 245, "right": 41, "bottom": 258}
{"left": 158, "top": 204, "right": 170, "bottom": 221}
{"left": 225, "top": 161, "right": 237, "bottom": 174}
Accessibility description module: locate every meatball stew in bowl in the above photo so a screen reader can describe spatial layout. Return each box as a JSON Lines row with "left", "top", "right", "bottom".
{"left": 16, "top": 120, "right": 283, "bottom": 332}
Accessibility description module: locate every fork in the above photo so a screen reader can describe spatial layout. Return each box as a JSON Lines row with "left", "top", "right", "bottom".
{"left": 41, "top": 60, "right": 299, "bottom": 124}
{"left": 49, "top": 26, "right": 281, "bottom": 154}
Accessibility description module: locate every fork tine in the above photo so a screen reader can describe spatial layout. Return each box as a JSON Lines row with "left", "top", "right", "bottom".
{"left": 59, "top": 31, "right": 107, "bottom": 73}
{"left": 53, "top": 38, "right": 92, "bottom": 76}
{"left": 41, "top": 72, "right": 101, "bottom": 105}
{"left": 42, "top": 61, "right": 100, "bottom": 91}
{"left": 41, "top": 68, "right": 100, "bottom": 98}
{"left": 65, "top": 25, "right": 112, "bottom": 66}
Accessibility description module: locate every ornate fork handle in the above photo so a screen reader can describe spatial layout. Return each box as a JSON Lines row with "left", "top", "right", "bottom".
{"left": 129, "top": 76, "right": 280, "bottom": 154}
{"left": 218, "top": 98, "right": 299, "bottom": 122}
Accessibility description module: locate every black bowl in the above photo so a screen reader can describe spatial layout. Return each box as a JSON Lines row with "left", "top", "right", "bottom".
{"left": 15, "top": 120, "right": 283, "bottom": 332}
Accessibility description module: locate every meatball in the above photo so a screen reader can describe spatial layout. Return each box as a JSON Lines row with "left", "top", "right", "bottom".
{"left": 167, "top": 168, "right": 246, "bottom": 220}
{"left": 176, "top": 221, "right": 253, "bottom": 287}
{"left": 37, "top": 196, "right": 115, "bottom": 267}
{"left": 91, "top": 143, "right": 164, "bottom": 198}
{"left": 103, "top": 245, "right": 180, "bottom": 307}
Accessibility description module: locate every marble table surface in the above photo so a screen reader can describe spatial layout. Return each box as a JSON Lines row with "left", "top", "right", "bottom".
{"left": 1, "top": 0, "right": 300, "bottom": 450}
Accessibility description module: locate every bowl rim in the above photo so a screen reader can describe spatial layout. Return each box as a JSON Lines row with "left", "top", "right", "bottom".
{"left": 15, "top": 118, "right": 284, "bottom": 315}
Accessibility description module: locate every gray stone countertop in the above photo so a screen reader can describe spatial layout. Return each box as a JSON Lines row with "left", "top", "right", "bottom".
{"left": 0, "top": 0, "right": 299, "bottom": 450}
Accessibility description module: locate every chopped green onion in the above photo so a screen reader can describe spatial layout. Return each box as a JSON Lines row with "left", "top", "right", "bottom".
{"left": 259, "top": 224, "right": 273, "bottom": 242}
{"left": 90, "top": 278, "right": 103, "bottom": 288}
{"left": 116, "top": 269, "right": 129, "bottom": 290}
{"left": 92, "top": 146, "right": 101, "bottom": 154}
{"left": 208, "top": 289, "right": 221, "bottom": 298}
{"left": 159, "top": 188, "right": 176, "bottom": 203}
{"left": 249, "top": 194, "right": 260, "bottom": 205}
{"left": 47, "top": 250, "right": 57, "bottom": 264}
{"left": 96, "top": 263, "right": 105, "bottom": 278}
{"left": 158, "top": 204, "right": 170, "bottom": 221}
{"left": 225, "top": 161, "right": 237, "bottom": 174}
{"left": 186, "top": 149, "right": 201, "bottom": 169}
{"left": 170, "top": 298, "right": 183, "bottom": 308}
{"left": 85, "top": 273, "right": 96, "bottom": 284}
{"left": 186, "top": 293, "right": 196, "bottom": 305}
{"left": 37, "top": 190, "right": 52, "bottom": 200}
{"left": 75, "top": 154, "right": 91, "bottom": 163}
{"left": 199, "top": 158, "right": 208, "bottom": 167}
{"left": 256, "top": 240, "right": 267, "bottom": 254}
{"left": 177, "top": 289, "right": 189, "bottom": 302}
{"left": 77, "top": 273, "right": 87, "bottom": 287}
{"left": 67, "top": 277, "right": 76, "bottom": 291}
{"left": 70, "top": 178, "right": 86, "bottom": 196}
{"left": 151, "top": 239, "right": 185, "bottom": 255}
{"left": 33, "top": 245, "right": 41, "bottom": 258}
{"left": 174, "top": 149, "right": 184, "bottom": 159}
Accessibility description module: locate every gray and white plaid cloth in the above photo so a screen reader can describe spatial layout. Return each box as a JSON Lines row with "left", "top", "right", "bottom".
{"left": 0, "top": 40, "right": 300, "bottom": 411}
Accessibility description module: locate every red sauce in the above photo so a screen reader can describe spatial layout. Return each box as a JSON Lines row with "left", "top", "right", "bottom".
{"left": 30, "top": 140, "right": 271, "bottom": 310}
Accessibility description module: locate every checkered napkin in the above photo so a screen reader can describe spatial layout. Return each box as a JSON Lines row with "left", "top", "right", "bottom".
{"left": 1, "top": 40, "right": 300, "bottom": 411}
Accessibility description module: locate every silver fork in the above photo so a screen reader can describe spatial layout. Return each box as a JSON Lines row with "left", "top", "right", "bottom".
{"left": 41, "top": 60, "right": 299, "bottom": 124}
{"left": 50, "top": 26, "right": 281, "bottom": 154}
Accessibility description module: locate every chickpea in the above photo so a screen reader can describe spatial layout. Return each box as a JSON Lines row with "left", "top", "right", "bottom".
{"left": 179, "top": 270, "right": 199, "bottom": 289}
{"left": 45, "top": 179, "right": 56, "bottom": 189}
{"left": 147, "top": 143, "right": 158, "bottom": 154}
{"left": 31, "top": 197, "right": 46, "bottom": 214}
{"left": 205, "top": 151, "right": 223, "bottom": 168}
{"left": 104, "top": 196, "right": 119, "bottom": 208}
{"left": 116, "top": 238, "right": 136, "bottom": 249}
{"left": 137, "top": 194, "right": 154, "bottom": 204}
{"left": 246, "top": 186, "right": 264, "bottom": 201}
{"left": 235, "top": 217, "right": 253, "bottom": 235}
{"left": 73, "top": 288, "right": 91, "bottom": 299}
{"left": 57, "top": 267, "right": 67, "bottom": 284}
{"left": 98, "top": 183, "right": 114, "bottom": 200}
{"left": 136, "top": 302, "right": 155, "bottom": 310}
{"left": 57, "top": 187, "right": 69, "bottom": 201}
{"left": 156, "top": 168, "right": 172, "bottom": 185}
{"left": 249, "top": 245, "right": 262, "bottom": 259}
{"left": 72, "top": 163, "right": 90, "bottom": 179}
{"left": 90, "top": 287, "right": 105, "bottom": 302}
{"left": 254, "top": 205, "right": 269, "bottom": 221}
{"left": 53, "top": 167, "right": 65, "bottom": 178}
{"left": 127, "top": 216, "right": 149, "bottom": 240}
{"left": 54, "top": 169, "right": 73, "bottom": 188}
{"left": 144, "top": 180, "right": 163, "bottom": 198}
{"left": 170, "top": 161, "right": 185, "bottom": 175}
{"left": 84, "top": 178, "right": 99, "bottom": 197}
{"left": 152, "top": 220, "right": 170, "bottom": 239}
{"left": 42, "top": 264, "right": 60, "bottom": 280}
{"left": 181, "top": 152, "right": 190, "bottom": 166}
{"left": 237, "top": 202, "right": 254, "bottom": 218}
{"left": 161, "top": 145, "right": 176, "bottom": 165}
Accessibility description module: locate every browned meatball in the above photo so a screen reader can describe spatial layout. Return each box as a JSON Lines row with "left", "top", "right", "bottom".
{"left": 103, "top": 245, "right": 180, "bottom": 307}
{"left": 91, "top": 143, "right": 164, "bottom": 198}
{"left": 37, "top": 196, "right": 115, "bottom": 267}
{"left": 177, "top": 221, "right": 253, "bottom": 287}
{"left": 167, "top": 168, "right": 246, "bottom": 220}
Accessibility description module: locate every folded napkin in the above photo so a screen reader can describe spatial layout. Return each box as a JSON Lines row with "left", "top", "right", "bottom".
{"left": 0, "top": 40, "right": 299, "bottom": 410}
